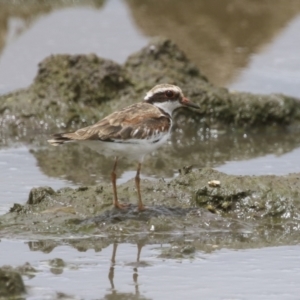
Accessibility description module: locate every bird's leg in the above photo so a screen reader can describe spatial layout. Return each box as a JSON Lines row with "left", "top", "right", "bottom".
{"left": 111, "top": 157, "right": 128, "bottom": 209}
{"left": 111, "top": 157, "right": 119, "bottom": 208}
{"left": 135, "top": 163, "right": 145, "bottom": 211}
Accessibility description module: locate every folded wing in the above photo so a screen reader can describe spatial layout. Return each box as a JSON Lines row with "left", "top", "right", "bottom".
{"left": 48, "top": 103, "right": 171, "bottom": 145}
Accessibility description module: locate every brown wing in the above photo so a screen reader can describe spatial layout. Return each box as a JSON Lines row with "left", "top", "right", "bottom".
{"left": 60, "top": 102, "right": 171, "bottom": 142}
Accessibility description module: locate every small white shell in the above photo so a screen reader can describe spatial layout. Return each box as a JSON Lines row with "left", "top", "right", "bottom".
{"left": 208, "top": 180, "right": 221, "bottom": 187}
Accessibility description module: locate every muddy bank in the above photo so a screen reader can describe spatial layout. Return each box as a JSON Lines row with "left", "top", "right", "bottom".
{"left": 1, "top": 168, "right": 300, "bottom": 254}
{"left": 1, "top": 38, "right": 300, "bottom": 143}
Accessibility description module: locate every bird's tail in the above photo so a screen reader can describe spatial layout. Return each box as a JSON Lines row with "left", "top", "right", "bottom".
{"left": 47, "top": 133, "right": 74, "bottom": 146}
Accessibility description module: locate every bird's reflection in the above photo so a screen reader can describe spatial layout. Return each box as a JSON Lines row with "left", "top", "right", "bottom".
{"left": 104, "top": 242, "right": 151, "bottom": 300}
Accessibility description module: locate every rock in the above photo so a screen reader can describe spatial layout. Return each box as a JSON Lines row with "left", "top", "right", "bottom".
{"left": 49, "top": 258, "right": 65, "bottom": 275}
{"left": 0, "top": 267, "right": 25, "bottom": 297}
{"left": 1, "top": 38, "right": 300, "bottom": 138}
{"left": 27, "top": 186, "right": 55, "bottom": 205}
{"left": 32, "top": 54, "right": 130, "bottom": 106}
{"left": 125, "top": 37, "right": 208, "bottom": 90}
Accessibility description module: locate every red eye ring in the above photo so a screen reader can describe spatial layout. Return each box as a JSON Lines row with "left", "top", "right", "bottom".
{"left": 165, "top": 90, "right": 174, "bottom": 98}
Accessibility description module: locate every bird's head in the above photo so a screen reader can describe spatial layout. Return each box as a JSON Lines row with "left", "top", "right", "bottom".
{"left": 144, "top": 84, "right": 199, "bottom": 115}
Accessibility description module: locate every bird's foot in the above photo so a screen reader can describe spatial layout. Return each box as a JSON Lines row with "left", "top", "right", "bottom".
{"left": 138, "top": 204, "right": 146, "bottom": 211}
{"left": 114, "top": 201, "right": 130, "bottom": 210}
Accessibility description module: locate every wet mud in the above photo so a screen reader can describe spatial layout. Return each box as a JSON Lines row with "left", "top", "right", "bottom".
{"left": 2, "top": 168, "right": 300, "bottom": 255}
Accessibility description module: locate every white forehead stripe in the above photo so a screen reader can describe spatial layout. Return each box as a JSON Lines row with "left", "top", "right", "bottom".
{"left": 144, "top": 92, "right": 152, "bottom": 101}
{"left": 144, "top": 86, "right": 182, "bottom": 100}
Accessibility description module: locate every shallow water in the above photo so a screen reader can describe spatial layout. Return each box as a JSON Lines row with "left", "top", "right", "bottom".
{"left": 1, "top": 0, "right": 300, "bottom": 298}
{"left": 0, "top": 146, "right": 74, "bottom": 215}
{"left": 2, "top": 130, "right": 300, "bottom": 214}
{"left": 216, "top": 146, "right": 300, "bottom": 176}
{"left": 1, "top": 239, "right": 300, "bottom": 299}
{"left": 229, "top": 14, "right": 300, "bottom": 97}
{"left": 0, "top": 0, "right": 148, "bottom": 94}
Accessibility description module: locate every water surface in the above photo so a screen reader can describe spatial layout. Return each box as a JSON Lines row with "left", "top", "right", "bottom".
{"left": 0, "top": 146, "right": 74, "bottom": 215}
{"left": 1, "top": 1, "right": 300, "bottom": 299}
{"left": 1, "top": 240, "right": 300, "bottom": 299}
{"left": 229, "top": 15, "right": 300, "bottom": 97}
{"left": 0, "top": 0, "right": 148, "bottom": 94}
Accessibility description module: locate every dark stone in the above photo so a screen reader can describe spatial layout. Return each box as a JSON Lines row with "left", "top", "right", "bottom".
{"left": 27, "top": 186, "right": 55, "bottom": 205}
{"left": 0, "top": 268, "right": 26, "bottom": 297}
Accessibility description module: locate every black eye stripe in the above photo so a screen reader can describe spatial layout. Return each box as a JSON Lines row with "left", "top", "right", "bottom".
{"left": 145, "top": 90, "right": 179, "bottom": 104}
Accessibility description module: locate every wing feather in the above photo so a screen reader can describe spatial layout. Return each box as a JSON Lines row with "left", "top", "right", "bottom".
{"left": 55, "top": 102, "right": 171, "bottom": 143}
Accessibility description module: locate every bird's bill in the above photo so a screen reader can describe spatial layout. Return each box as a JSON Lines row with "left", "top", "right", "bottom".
{"left": 181, "top": 97, "right": 200, "bottom": 109}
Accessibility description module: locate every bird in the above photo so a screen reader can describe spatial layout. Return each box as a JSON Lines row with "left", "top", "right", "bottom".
{"left": 48, "top": 84, "right": 199, "bottom": 211}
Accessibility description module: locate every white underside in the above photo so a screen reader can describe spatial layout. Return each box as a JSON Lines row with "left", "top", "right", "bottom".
{"left": 80, "top": 131, "right": 170, "bottom": 162}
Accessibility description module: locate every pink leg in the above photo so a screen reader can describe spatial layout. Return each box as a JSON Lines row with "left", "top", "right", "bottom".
{"left": 135, "top": 163, "right": 145, "bottom": 211}
{"left": 111, "top": 157, "right": 128, "bottom": 209}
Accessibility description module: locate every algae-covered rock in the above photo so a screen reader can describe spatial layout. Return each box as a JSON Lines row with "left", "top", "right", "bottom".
{"left": 1, "top": 37, "right": 300, "bottom": 140}
{"left": 28, "top": 186, "right": 55, "bottom": 205}
{"left": 2, "top": 168, "right": 300, "bottom": 251}
{"left": 125, "top": 37, "right": 208, "bottom": 90}
{"left": 177, "top": 168, "right": 300, "bottom": 219}
{"left": 0, "top": 267, "right": 26, "bottom": 297}
{"left": 125, "top": 39, "right": 300, "bottom": 128}
{"left": 0, "top": 55, "right": 132, "bottom": 133}
{"left": 48, "top": 258, "right": 65, "bottom": 275}
{"left": 32, "top": 54, "right": 131, "bottom": 106}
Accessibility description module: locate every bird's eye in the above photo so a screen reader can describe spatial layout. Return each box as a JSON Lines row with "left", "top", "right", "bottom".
{"left": 165, "top": 90, "right": 174, "bottom": 98}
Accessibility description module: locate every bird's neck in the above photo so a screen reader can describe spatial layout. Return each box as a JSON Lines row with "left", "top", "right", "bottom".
{"left": 151, "top": 101, "right": 181, "bottom": 116}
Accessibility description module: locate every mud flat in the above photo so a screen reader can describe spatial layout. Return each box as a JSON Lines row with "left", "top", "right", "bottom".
{"left": 1, "top": 39, "right": 300, "bottom": 257}
{"left": 1, "top": 168, "right": 300, "bottom": 257}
